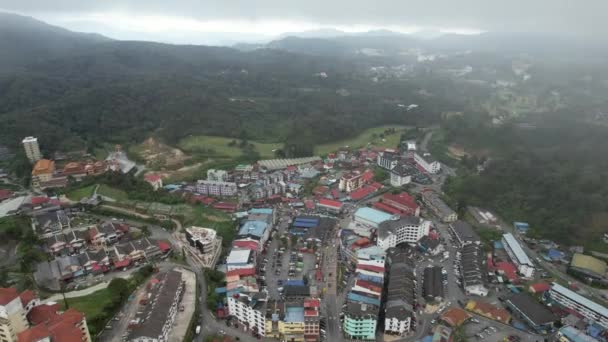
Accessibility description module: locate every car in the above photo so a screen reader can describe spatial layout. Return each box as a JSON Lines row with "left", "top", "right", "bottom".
{"left": 430, "top": 319, "right": 436, "bottom": 324}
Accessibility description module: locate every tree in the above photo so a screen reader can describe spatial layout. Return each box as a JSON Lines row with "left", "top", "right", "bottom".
{"left": 108, "top": 278, "right": 130, "bottom": 302}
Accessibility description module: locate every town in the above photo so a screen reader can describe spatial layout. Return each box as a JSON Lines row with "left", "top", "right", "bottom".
{"left": 1, "top": 132, "right": 608, "bottom": 342}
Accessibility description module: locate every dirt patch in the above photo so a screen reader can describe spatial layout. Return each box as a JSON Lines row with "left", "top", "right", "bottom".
{"left": 136, "top": 138, "right": 191, "bottom": 169}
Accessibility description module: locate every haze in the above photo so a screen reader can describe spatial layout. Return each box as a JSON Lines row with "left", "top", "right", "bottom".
{"left": 1, "top": 0, "right": 606, "bottom": 45}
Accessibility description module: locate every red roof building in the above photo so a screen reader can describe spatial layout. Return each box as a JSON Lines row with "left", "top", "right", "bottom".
{"left": 372, "top": 201, "right": 403, "bottom": 216}
{"left": 0, "top": 287, "right": 20, "bottom": 305}
{"left": 157, "top": 241, "right": 172, "bottom": 253}
{"left": 212, "top": 202, "right": 238, "bottom": 212}
{"left": 312, "top": 186, "right": 329, "bottom": 196}
{"left": 382, "top": 192, "right": 420, "bottom": 216}
{"left": 28, "top": 303, "right": 61, "bottom": 325}
{"left": 31, "top": 196, "right": 50, "bottom": 206}
{"left": 19, "top": 289, "right": 36, "bottom": 308}
{"left": 361, "top": 170, "right": 374, "bottom": 183}
{"left": 19, "top": 308, "right": 88, "bottom": 342}
{"left": 331, "top": 189, "right": 340, "bottom": 199}
{"left": 355, "top": 279, "right": 383, "bottom": 293}
{"left": 495, "top": 261, "right": 518, "bottom": 282}
{"left": 349, "top": 186, "right": 377, "bottom": 201}
{"left": 226, "top": 267, "right": 256, "bottom": 278}
{"left": 356, "top": 264, "right": 385, "bottom": 274}
{"left": 144, "top": 174, "right": 162, "bottom": 182}
{"left": 114, "top": 258, "right": 131, "bottom": 269}
{"left": 317, "top": 198, "right": 343, "bottom": 211}
{"left": 529, "top": 282, "right": 551, "bottom": 293}
{"left": 190, "top": 195, "right": 216, "bottom": 205}
{"left": 304, "top": 200, "right": 315, "bottom": 210}
{"left": 0, "top": 189, "right": 13, "bottom": 201}
{"left": 304, "top": 298, "right": 320, "bottom": 308}
{"left": 232, "top": 239, "right": 259, "bottom": 251}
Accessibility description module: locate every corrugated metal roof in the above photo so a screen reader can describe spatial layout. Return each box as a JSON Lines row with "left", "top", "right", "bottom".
{"left": 503, "top": 233, "right": 532, "bottom": 266}
{"left": 551, "top": 283, "right": 608, "bottom": 318}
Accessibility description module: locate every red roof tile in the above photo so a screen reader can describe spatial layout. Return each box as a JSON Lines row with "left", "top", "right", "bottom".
{"left": 356, "top": 264, "right": 385, "bottom": 273}
{"left": 157, "top": 241, "right": 171, "bottom": 252}
{"left": 232, "top": 240, "right": 259, "bottom": 250}
{"left": 226, "top": 267, "right": 256, "bottom": 278}
{"left": 318, "top": 198, "right": 342, "bottom": 209}
{"left": 27, "top": 303, "right": 61, "bottom": 325}
{"left": 304, "top": 298, "right": 320, "bottom": 308}
{"left": 0, "top": 287, "right": 19, "bottom": 305}
{"left": 372, "top": 201, "right": 403, "bottom": 215}
{"left": 382, "top": 192, "right": 418, "bottom": 210}
{"left": 355, "top": 279, "right": 383, "bottom": 293}
{"left": 31, "top": 197, "right": 50, "bottom": 206}
{"left": 144, "top": 174, "right": 162, "bottom": 182}
{"left": 19, "top": 290, "right": 36, "bottom": 307}
{"left": 350, "top": 186, "right": 377, "bottom": 200}
{"left": 529, "top": 282, "right": 551, "bottom": 293}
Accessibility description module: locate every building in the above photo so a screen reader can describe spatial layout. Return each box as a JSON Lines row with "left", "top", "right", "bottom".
{"left": 423, "top": 266, "right": 444, "bottom": 300}
{"left": 303, "top": 298, "right": 321, "bottom": 342}
{"left": 377, "top": 151, "right": 399, "bottom": 171}
{"left": 504, "top": 293, "right": 557, "bottom": 333}
{"left": 549, "top": 283, "right": 608, "bottom": 328}
{"left": 414, "top": 152, "right": 441, "bottom": 174}
{"left": 354, "top": 207, "right": 396, "bottom": 228}
{"left": 228, "top": 293, "right": 268, "bottom": 337}
{"left": 384, "top": 300, "right": 412, "bottom": 336}
{"left": 557, "top": 326, "right": 600, "bottom": 342}
{"left": 383, "top": 260, "right": 416, "bottom": 336}
{"left": 194, "top": 180, "right": 238, "bottom": 197}
{"left": 316, "top": 198, "right": 343, "bottom": 213}
{"left": 449, "top": 221, "right": 480, "bottom": 247}
{"left": 279, "top": 304, "right": 305, "bottom": 341}
{"left": 226, "top": 248, "right": 255, "bottom": 270}
{"left": 339, "top": 172, "right": 365, "bottom": 193}
{"left": 0, "top": 288, "right": 33, "bottom": 342}
{"left": 376, "top": 216, "right": 431, "bottom": 250}
{"left": 440, "top": 308, "right": 471, "bottom": 327}
{"left": 390, "top": 163, "right": 414, "bottom": 187}
{"left": 381, "top": 192, "right": 420, "bottom": 216}
{"left": 144, "top": 174, "right": 163, "bottom": 191}
{"left": 258, "top": 157, "right": 321, "bottom": 171}
{"left": 465, "top": 300, "right": 511, "bottom": 324}
{"left": 31, "top": 159, "right": 55, "bottom": 190}
{"left": 128, "top": 271, "right": 184, "bottom": 341}
{"left": 19, "top": 305, "right": 91, "bottom": 342}
{"left": 460, "top": 244, "right": 488, "bottom": 296}
{"left": 22, "top": 137, "right": 42, "bottom": 163}
{"left": 343, "top": 302, "right": 378, "bottom": 340}
{"left": 207, "top": 169, "right": 228, "bottom": 182}
{"left": 570, "top": 254, "right": 607, "bottom": 281}
{"left": 421, "top": 190, "right": 457, "bottom": 222}
{"left": 502, "top": 233, "right": 534, "bottom": 277}
{"left": 185, "top": 226, "right": 219, "bottom": 254}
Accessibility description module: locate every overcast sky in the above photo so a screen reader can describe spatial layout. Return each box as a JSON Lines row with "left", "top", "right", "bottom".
{"left": 1, "top": 0, "right": 606, "bottom": 45}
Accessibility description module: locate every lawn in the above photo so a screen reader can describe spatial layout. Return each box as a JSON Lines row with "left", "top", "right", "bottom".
{"left": 65, "top": 184, "right": 96, "bottom": 201}
{"left": 64, "top": 288, "right": 113, "bottom": 322}
{"left": 314, "top": 125, "right": 410, "bottom": 155}
{"left": 179, "top": 135, "right": 281, "bottom": 159}
{"left": 97, "top": 184, "right": 128, "bottom": 201}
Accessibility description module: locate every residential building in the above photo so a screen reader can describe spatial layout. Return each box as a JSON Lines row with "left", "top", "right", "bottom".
{"left": 504, "top": 293, "right": 557, "bottom": 333}
{"left": 390, "top": 162, "right": 413, "bottom": 187}
{"left": 376, "top": 216, "right": 431, "bottom": 250}
{"left": 194, "top": 180, "right": 238, "bottom": 197}
{"left": 502, "top": 233, "right": 535, "bottom": 277}
{"left": 557, "top": 326, "right": 599, "bottom": 342}
{"left": 303, "top": 298, "right": 320, "bottom": 342}
{"left": 128, "top": 271, "right": 184, "bottom": 341}
{"left": 465, "top": 300, "right": 511, "bottom": 324}
{"left": 354, "top": 207, "right": 396, "bottom": 228}
{"left": 279, "top": 304, "right": 305, "bottom": 341}
{"left": 144, "top": 174, "right": 163, "bottom": 191}
{"left": 228, "top": 293, "right": 268, "bottom": 337}
{"left": 549, "top": 283, "right": 608, "bottom": 328}
{"left": 377, "top": 151, "right": 399, "bottom": 171}
{"left": 20, "top": 305, "right": 91, "bottom": 342}
{"left": 449, "top": 220, "right": 480, "bottom": 247}
{"left": 0, "top": 287, "right": 32, "bottom": 342}
{"left": 316, "top": 198, "right": 343, "bottom": 213}
{"left": 185, "top": 226, "right": 219, "bottom": 254}
{"left": 207, "top": 169, "right": 228, "bottom": 182}
{"left": 460, "top": 244, "right": 488, "bottom": 296}
{"left": 421, "top": 190, "right": 457, "bottom": 222}
{"left": 31, "top": 159, "right": 55, "bottom": 190}
{"left": 343, "top": 302, "right": 378, "bottom": 340}
{"left": 414, "top": 152, "right": 441, "bottom": 174}
{"left": 226, "top": 248, "right": 255, "bottom": 270}
{"left": 383, "top": 259, "right": 416, "bottom": 336}
{"left": 22, "top": 137, "right": 42, "bottom": 163}
{"left": 339, "top": 172, "right": 365, "bottom": 193}
{"left": 423, "top": 266, "right": 444, "bottom": 300}
{"left": 381, "top": 192, "right": 420, "bottom": 216}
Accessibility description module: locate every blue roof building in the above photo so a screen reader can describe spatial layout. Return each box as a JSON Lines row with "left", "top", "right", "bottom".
{"left": 238, "top": 220, "right": 268, "bottom": 239}
{"left": 348, "top": 291, "right": 381, "bottom": 306}
{"left": 354, "top": 207, "right": 396, "bottom": 228}
{"left": 513, "top": 221, "right": 530, "bottom": 233}
{"left": 284, "top": 307, "right": 305, "bottom": 323}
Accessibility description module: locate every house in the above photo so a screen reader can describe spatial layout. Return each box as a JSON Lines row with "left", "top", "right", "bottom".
{"left": 33, "top": 210, "right": 71, "bottom": 236}
{"left": 112, "top": 238, "right": 162, "bottom": 264}
{"left": 414, "top": 152, "right": 441, "bottom": 174}
{"left": 504, "top": 293, "right": 557, "bottom": 333}
{"left": 339, "top": 172, "right": 366, "bottom": 193}
{"left": 390, "top": 163, "right": 414, "bottom": 187}
{"left": 316, "top": 198, "right": 343, "bottom": 213}
{"left": 144, "top": 174, "right": 163, "bottom": 191}
{"left": 465, "top": 300, "right": 511, "bottom": 324}
{"left": 381, "top": 192, "right": 420, "bottom": 216}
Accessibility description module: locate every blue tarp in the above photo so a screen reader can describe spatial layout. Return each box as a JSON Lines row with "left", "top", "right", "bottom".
{"left": 286, "top": 279, "right": 305, "bottom": 286}
{"left": 347, "top": 291, "right": 381, "bottom": 306}
{"left": 294, "top": 217, "right": 319, "bottom": 223}
{"left": 513, "top": 221, "right": 530, "bottom": 232}
{"left": 547, "top": 249, "right": 564, "bottom": 260}
{"left": 215, "top": 287, "right": 227, "bottom": 294}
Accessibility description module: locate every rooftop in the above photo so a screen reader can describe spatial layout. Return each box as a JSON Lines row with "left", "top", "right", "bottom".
{"left": 238, "top": 220, "right": 268, "bottom": 239}
{"left": 227, "top": 249, "right": 252, "bottom": 265}
{"left": 551, "top": 283, "right": 608, "bottom": 317}
{"left": 377, "top": 216, "right": 423, "bottom": 239}
{"left": 354, "top": 207, "right": 395, "bottom": 225}
{"left": 503, "top": 233, "right": 533, "bottom": 266}
{"left": 284, "top": 306, "right": 305, "bottom": 323}
{"left": 506, "top": 293, "right": 557, "bottom": 325}
{"left": 450, "top": 220, "right": 480, "bottom": 243}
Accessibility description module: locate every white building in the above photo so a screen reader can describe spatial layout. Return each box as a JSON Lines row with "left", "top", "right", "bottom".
{"left": 22, "top": 136, "right": 42, "bottom": 163}
{"left": 414, "top": 152, "right": 441, "bottom": 174}
{"left": 207, "top": 169, "right": 228, "bottom": 182}
{"left": 390, "top": 163, "right": 413, "bottom": 187}
{"left": 195, "top": 180, "right": 238, "bottom": 197}
{"left": 0, "top": 288, "right": 32, "bottom": 342}
{"left": 185, "top": 226, "right": 218, "bottom": 254}
{"left": 549, "top": 283, "right": 608, "bottom": 328}
{"left": 384, "top": 299, "right": 412, "bottom": 336}
{"left": 376, "top": 216, "right": 431, "bottom": 250}
{"left": 227, "top": 293, "right": 267, "bottom": 337}
{"left": 502, "top": 233, "right": 534, "bottom": 278}
{"left": 226, "top": 248, "right": 254, "bottom": 270}
{"left": 377, "top": 152, "right": 399, "bottom": 171}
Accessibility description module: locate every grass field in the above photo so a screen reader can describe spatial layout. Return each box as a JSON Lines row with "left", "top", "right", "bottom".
{"left": 64, "top": 288, "right": 113, "bottom": 321}
{"left": 98, "top": 184, "right": 128, "bottom": 201}
{"left": 314, "top": 125, "right": 410, "bottom": 155}
{"left": 179, "top": 135, "right": 281, "bottom": 159}
{"left": 66, "top": 185, "right": 96, "bottom": 201}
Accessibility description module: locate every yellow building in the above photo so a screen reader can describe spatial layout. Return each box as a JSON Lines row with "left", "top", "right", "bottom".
{"left": 31, "top": 159, "right": 55, "bottom": 189}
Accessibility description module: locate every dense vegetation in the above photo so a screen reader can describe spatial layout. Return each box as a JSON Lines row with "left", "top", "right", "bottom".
{"left": 443, "top": 112, "right": 608, "bottom": 251}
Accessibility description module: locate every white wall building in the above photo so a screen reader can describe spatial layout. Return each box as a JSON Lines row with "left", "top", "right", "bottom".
{"left": 384, "top": 300, "right": 412, "bottom": 336}
{"left": 195, "top": 180, "right": 238, "bottom": 197}
{"left": 207, "top": 169, "right": 228, "bottom": 182}
{"left": 376, "top": 217, "right": 431, "bottom": 250}
{"left": 227, "top": 293, "right": 267, "bottom": 337}
{"left": 549, "top": 283, "right": 608, "bottom": 328}
{"left": 502, "top": 233, "right": 534, "bottom": 278}
{"left": 414, "top": 152, "right": 441, "bottom": 174}
{"left": 22, "top": 136, "right": 42, "bottom": 164}
{"left": 390, "top": 163, "right": 412, "bottom": 187}
{"left": 377, "top": 152, "right": 399, "bottom": 171}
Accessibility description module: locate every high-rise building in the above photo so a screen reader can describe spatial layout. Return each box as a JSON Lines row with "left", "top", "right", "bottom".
{"left": 22, "top": 137, "right": 41, "bottom": 163}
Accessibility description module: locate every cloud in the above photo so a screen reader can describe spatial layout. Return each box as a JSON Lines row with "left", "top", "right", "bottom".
{"left": 1, "top": 0, "right": 606, "bottom": 42}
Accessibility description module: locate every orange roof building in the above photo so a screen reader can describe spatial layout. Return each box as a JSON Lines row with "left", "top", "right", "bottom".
{"left": 441, "top": 307, "right": 471, "bottom": 327}
{"left": 31, "top": 159, "right": 55, "bottom": 176}
{"left": 19, "top": 307, "right": 91, "bottom": 342}
{"left": 465, "top": 300, "right": 511, "bottom": 324}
